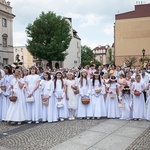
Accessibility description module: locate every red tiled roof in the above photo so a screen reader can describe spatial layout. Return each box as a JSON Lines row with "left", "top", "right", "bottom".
{"left": 116, "top": 4, "right": 150, "bottom": 20}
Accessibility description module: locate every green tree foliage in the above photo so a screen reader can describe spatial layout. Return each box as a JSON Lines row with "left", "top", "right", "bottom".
{"left": 124, "top": 56, "right": 137, "bottom": 67}
{"left": 81, "top": 45, "right": 94, "bottom": 67}
{"left": 26, "top": 11, "right": 72, "bottom": 67}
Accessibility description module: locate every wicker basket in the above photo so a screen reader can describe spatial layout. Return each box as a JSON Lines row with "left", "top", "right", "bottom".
{"left": 9, "top": 96, "right": 17, "bottom": 102}
{"left": 134, "top": 91, "right": 141, "bottom": 96}
{"left": 42, "top": 100, "right": 49, "bottom": 106}
{"left": 1, "top": 86, "right": 6, "bottom": 91}
{"left": 81, "top": 98, "right": 90, "bottom": 104}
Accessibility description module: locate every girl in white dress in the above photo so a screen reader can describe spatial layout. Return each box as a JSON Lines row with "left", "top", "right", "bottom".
{"left": 41, "top": 72, "right": 54, "bottom": 122}
{"left": 65, "top": 72, "right": 78, "bottom": 120}
{"left": 53, "top": 71, "right": 68, "bottom": 121}
{"left": 77, "top": 69, "right": 93, "bottom": 119}
{"left": 132, "top": 74, "right": 146, "bottom": 120}
{"left": 145, "top": 82, "right": 150, "bottom": 121}
{"left": 25, "top": 66, "right": 42, "bottom": 124}
{"left": 0, "top": 71, "right": 3, "bottom": 120}
{"left": 1, "top": 66, "right": 14, "bottom": 121}
{"left": 106, "top": 76, "right": 120, "bottom": 118}
{"left": 119, "top": 86, "right": 133, "bottom": 120}
{"left": 6, "top": 69, "right": 27, "bottom": 124}
{"left": 91, "top": 72, "right": 106, "bottom": 119}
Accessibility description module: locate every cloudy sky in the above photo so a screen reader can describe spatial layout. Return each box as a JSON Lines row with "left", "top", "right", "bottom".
{"left": 11, "top": 0, "right": 150, "bottom": 49}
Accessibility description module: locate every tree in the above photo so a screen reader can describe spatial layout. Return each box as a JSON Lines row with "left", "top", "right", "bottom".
{"left": 26, "top": 11, "right": 72, "bottom": 68}
{"left": 81, "top": 45, "right": 94, "bottom": 67}
{"left": 124, "top": 56, "right": 137, "bottom": 67}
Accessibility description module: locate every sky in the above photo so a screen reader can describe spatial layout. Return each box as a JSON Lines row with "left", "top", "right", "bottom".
{"left": 10, "top": 0, "right": 150, "bottom": 49}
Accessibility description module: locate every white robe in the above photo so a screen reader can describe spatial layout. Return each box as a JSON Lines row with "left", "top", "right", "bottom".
{"left": 25, "top": 74, "right": 42, "bottom": 121}
{"left": 1, "top": 74, "right": 14, "bottom": 121}
{"left": 77, "top": 78, "right": 93, "bottom": 118}
{"left": 119, "top": 94, "right": 133, "bottom": 120}
{"left": 54, "top": 79, "right": 68, "bottom": 119}
{"left": 132, "top": 81, "right": 146, "bottom": 119}
{"left": 41, "top": 80, "right": 54, "bottom": 122}
{"left": 66, "top": 79, "right": 78, "bottom": 110}
{"left": 91, "top": 79, "right": 106, "bottom": 117}
{"left": 106, "top": 82, "right": 120, "bottom": 118}
{"left": 6, "top": 78, "right": 27, "bottom": 122}
{"left": 146, "top": 86, "right": 150, "bottom": 120}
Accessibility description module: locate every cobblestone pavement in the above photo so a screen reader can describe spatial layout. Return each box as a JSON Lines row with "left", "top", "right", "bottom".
{"left": 126, "top": 126, "right": 150, "bottom": 150}
{"left": 0, "top": 118, "right": 107, "bottom": 150}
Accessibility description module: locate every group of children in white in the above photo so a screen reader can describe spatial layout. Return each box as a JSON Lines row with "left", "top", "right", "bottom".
{"left": 0, "top": 65, "right": 150, "bottom": 125}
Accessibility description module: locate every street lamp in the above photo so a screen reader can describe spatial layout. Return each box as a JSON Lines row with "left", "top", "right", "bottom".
{"left": 142, "top": 49, "right": 145, "bottom": 58}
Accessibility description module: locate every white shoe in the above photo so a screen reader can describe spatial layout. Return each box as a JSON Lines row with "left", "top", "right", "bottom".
{"left": 17, "top": 122, "right": 21, "bottom": 125}
{"left": 97, "top": 117, "right": 100, "bottom": 120}
{"left": 87, "top": 117, "right": 90, "bottom": 120}
{"left": 92, "top": 117, "right": 95, "bottom": 120}
{"left": 60, "top": 118, "right": 64, "bottom": 121}
{"left": 28, "top": 121, "right": 32, "bottom": 124}
{"left": 72, "top": 117, "right": 75, "bottom": 120}
{"left": 11, "top": 121, "right": 16, "bottom": 125}
{"left": 79, "top": 117, "right": 82, "bottom": 120}
{"left": 35, "top": 121, "right": 39, "bottom": 124}
{"left": 68, "top": 118, "right": 72, "bottom": 121}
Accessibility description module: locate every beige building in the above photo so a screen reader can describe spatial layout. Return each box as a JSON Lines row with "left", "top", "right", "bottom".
{"left": 14, "top": 46, "right": 34, "bottom": 68}
{"left": 0, "top": 0, "right": 15, "bottom": 68}
{"left": 115, "top": 4, "right": 150, "bottom": 66}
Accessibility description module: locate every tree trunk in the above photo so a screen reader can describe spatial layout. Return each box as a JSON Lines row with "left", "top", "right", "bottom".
{"left": 48, "top": 61, "right": 52, "bottom": 70}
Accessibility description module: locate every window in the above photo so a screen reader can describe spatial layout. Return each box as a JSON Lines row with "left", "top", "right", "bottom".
{"left": 15, "top": 49, "right": 17, "bottom": 52}
{"left": 21, "top": 48, "right": 23, "bottom": 52}
{"left": 21, "top": 56, "right": 24, "bottom": 60}
{"left": 3, "top": 37, "right": 7, "bottom": 47}
{"left": 3, "top": 58, "right": 8, "bottom": 66}
{"left": 2, "top": 18, "right": 7, "bottom": 27}
{"left": 2, "top": 34, "right": 8, "bottom": 47}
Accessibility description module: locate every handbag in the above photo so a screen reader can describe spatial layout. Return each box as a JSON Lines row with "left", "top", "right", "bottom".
{"left": 118, "top": 102, "right": 125, "bottom": 108}
{"left": 74, "top": 89, "right": 79, "bottom": 94}
{"left": 56, "top": 101, "right": 64, "bottom": 108}
{"left": 95, "top": 89, "right": 101, "bottom": 93}
{"left": 81, "top": 96, "right": 90, "bottom": 104}
{"left": 26, "top": 96, "right": 34, "bottom": 103}
{"left": 109, "top": 94, "right": 116, "bottom": 99}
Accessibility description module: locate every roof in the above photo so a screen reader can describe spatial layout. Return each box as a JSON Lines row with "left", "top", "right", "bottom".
{"left": 73, "top": 29, "right": 81, "bottom": 40}
{"left": 93, "top": 46, "right": 107, "bottom": 51}
{"left": 116, "top": 4, "right": 150, "bottom": 20}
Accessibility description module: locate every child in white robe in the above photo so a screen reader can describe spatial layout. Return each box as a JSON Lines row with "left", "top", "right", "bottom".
{"left": 41, "top": 72, "right": 54, "bottom": 122}
{"left": 106, "top": 76, "right": 120, "bottom": 118}
{"left": 25, "top": 66, "right": 42, "bottom": 124}
{"left": 132, "top": 74, "right": 146, "bottom": 120}
{"left": 145, "top": 82, "right": 150, "bottom": 121}
{"left": 1, "top": 66, "right": 14, "bottom": 121}
{"left": 91, "top": 72, "right": 106, "bottom": 119}
{"left": 6, "top": 69, "right": 27, "bottom": 124}
{"left": 65, "top": 72, "right": 78, "bottom": 120}
{"left": 119, "top": 86, "right": 133, "bottom": 120}
{"left": 77, "top": 69, "right": 93, "bottom": 119}
{"left": 53, "top": 71, "right": 68, "bottom": 121}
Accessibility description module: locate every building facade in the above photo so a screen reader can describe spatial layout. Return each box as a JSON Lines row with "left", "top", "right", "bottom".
{"left": 13, "top": 46, "right": 34, "bottom": 68}
{"left": 93, "top": 45, "right": 110, "bottom": 65}
{"left": 115, "top": 4, "right": 150, "bottom": 66}
{"left": 0, "top": 0, "right": 15, "bottom": 68}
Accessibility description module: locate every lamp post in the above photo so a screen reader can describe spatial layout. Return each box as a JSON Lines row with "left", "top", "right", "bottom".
{"left": 142, "top": 49, "right": 145, "bottom": 58}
